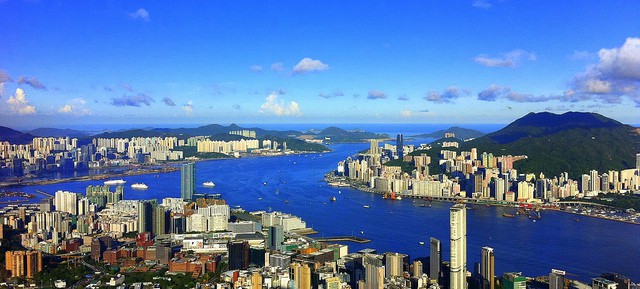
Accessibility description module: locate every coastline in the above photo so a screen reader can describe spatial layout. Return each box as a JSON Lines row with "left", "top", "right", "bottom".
{"left": 0, "top": 149, "right": 329, "bottom": 189}
{"left": 324, "top": 173, "right": 640, "bottom": 225}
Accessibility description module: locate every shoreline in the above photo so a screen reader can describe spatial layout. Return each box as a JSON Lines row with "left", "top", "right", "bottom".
{"left": 0, "top": 149, "right": 329, "bottom": 189}
{"left": 324, "top": 174, "right": 640, "bottom": 225}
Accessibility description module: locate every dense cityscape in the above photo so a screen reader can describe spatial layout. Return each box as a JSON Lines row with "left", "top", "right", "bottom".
{"left": 2, "top": 1, "right": 640, "bottom": 288}
{"left": 0, "top": 126, "right": 638, "bottom": 289}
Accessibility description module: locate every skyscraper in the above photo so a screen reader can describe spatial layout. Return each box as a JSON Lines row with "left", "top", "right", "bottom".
{"left": 503, "top": 272, "right": 526, "bottom": 289}
{"left": 396, "top": 134, "right": 404, "bottom": 159}
{"left": 181, "top": 163, "right": 196, "bottom": 201}
{"left": 137, "top": 200, "right": 156, "bottom": 233}
{"left": 385, "top": 252, "right": 405, "bottom": 277}
{"left": 370, "top": 139, "right": 379, "bottom": 155}
{"left": 481, "top": 246, "right": 495, "bottom": 289}
{"left": 430, "top": 237, "right": 441, "bottom": 283}
{"left": 549, "top": 269, "right": 566, "bottom": 289}
{"left": 450, "top": 204, "right": 467, "bottom": 289}
{"left": 636, "top": 153, "right": 640, "bottom": 172}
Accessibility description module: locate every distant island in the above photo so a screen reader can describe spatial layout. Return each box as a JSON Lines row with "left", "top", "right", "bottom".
{"left": 411, "top": 126, "right": 486, "bottom": 140}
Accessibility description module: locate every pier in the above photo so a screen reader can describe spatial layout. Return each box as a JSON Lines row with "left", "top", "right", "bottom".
{"left": 315, "top": 236, "right": 371, "bottom": 243}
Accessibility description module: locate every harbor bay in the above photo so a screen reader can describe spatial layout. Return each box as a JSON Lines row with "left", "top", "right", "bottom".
{"left": 6, "top": 142, "right": 640, "bottom": 282}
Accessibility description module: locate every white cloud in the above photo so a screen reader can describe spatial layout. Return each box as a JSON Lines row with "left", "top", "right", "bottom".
{"left": 7, "top": 88, "right": 36, "bottom": 115}
{"left": 0, "top": 82, "right": 5, "bottom": 98}
{"left": 474, "top": 49, "right": 536, "bottom": 68}
{"left": 182, "top": 100, "right": 194, "bottom": 115}
{"left": 58, "top": 105, "right": 73, "bottom": 113}
{"left": 129, "top": 8, "right": 150, "bottom": 22}
{"left": 293, "top": 58, "right": 329, "bottom": 74}
{"left": 259, "top": 92, "right": 302, "bottom": 116}
{"left": 572, "top": 37, "right": 640, "bottom": 106}
{"left": 401, "top": 110, "right": 412, "bottom": 118}
{"left": 477, "top": 84, "right": 556, "bottom": 103}
{"left": 58, "top": 98, "right": 91, "bottom": 115}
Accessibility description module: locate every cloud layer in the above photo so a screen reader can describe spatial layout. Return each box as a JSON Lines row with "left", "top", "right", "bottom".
{"left": 259, "top": 92, "right": 302, "bottom": 116}
{"left": 7, "top": 88, "right": 36, "bottom": 115}
{"left": 424, "top": 87, "right": 465, "bottom": 103}
{"left": 17, "top": 76, "right": 46, "bottom": 90}
{"left": 111, "top": 94, "right": 154, "bottom": 107}
{"left": 475, "top": 49, "right": 536, "bottom": 67}
{"left": 367, "top": 90, "right": 386, "bottom": 100}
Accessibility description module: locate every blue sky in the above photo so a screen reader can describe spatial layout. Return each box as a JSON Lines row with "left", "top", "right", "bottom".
{"left": 1, "top": 1, "right": 640, "bottom": 129}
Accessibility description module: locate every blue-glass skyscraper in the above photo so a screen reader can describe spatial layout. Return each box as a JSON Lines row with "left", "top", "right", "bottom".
{"left": 181, "top": 163, "right": 196, "bottom": 201}
{"left": 396, "top": 134, "right": 404, "bottom": 159}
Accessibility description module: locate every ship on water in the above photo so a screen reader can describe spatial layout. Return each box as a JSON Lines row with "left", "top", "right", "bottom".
{"left": 203, "top": 181, "right": 216, "bottom": 188}
{"left": 131, "top": 183, "right": 148, "bottom": 190}
{"left": 104, "top": 179, "right": 126, "bottom": 186}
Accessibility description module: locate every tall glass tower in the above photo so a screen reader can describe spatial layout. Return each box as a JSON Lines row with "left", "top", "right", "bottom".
{"left": 450, "top": 204, "right": 467, "bottom": 289}
{"left": 181, "top": 163, "right": 196, "bottom": 201}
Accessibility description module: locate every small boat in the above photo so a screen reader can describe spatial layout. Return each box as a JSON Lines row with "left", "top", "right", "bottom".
{"left": 104, "top": 179, "right": 126, "bottom": 186}
{"left": 131, "top": 183, "right": 148, "bottom": 190}
{"left": 419, "top": 241, "right": 425, "bottom": 246}
{"left": 203, "top": 181, "right": 215, "bottom": 187}
{"left": 263, "top": 182, "right": 268, "bottom": 186}
{"left": 258, "top": 197, "right": 263, "bottom": 200}
{"left": 284, "top": 200, "right": 289, "bottom": 204}
{"left": 574, "top": 218, "right": 580, "bottom": 222}
{"left": 330, "top": 196, "right": 337, "bottom": 202}
{"left": 363, "top": 205, "right": 370, "bottom": 208}
{"left": 502, "top": 213, "right": 516, "bottom": 218}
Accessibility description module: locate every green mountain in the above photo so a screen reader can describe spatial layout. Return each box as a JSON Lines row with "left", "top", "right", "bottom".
{"left": 0, "top": 126, "right": 34, "bottom": 144}
{"left": 316, "top": 126, "right": 388, "bottom": 143}
{"left": 461, "top": 112, "right": 640, "bottom": 178}
{"left": 412, "top": 126, "right": 486, "bottom": 140}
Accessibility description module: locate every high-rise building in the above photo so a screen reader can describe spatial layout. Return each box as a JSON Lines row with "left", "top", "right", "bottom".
{"left": 54, "top": 190, "right": 78, "bottom": 215}
{"left": 370, "top": 139, "right": 379, "bottom": 155}
{"left": 396, "top": 134, "right": 404, "bottom": 159}
{"left": 503, "top": 272, "right": 526, "bottom": 289}
{"left": 228, "top": 240, "right": 250, "bottom": 270}
{"left": 549, "top": 269, "right": 566, "bottom": 289}
{"left": 481, "top": 246, "right": 495, "bottom": 289}
{"left": 137, "top": 200, "right": 157, "bottom": 233}
{"left": 291, "top": 262, "right": 311, "bottom": 289}
{"left": 412, "top": 260, "right": 423, "bottom": 277}
{"left": 430, "top": 237, "right": 441, "bottom": 283}
{"left": 267, "top": 225, "right": 284, "bottom": 251}
{"left": 181, "top": 163, "right": 196, "bottom": 201}
{"left": 153, "top": 206, "right": 168, "bottom": 236}
{"left": 5, "top": 251, "right": 42, "bottom": 278}
{"left": 636, "top": 153, "right": 640, "bottom": 172}
{"left": 450, "top": 204, "right": 467, "bottom": 289}
{"left": 592, "top": 277, "right": 618, "bottom": 289}
{"left": 384, "top": 252, "right": 405, "bottom": 277}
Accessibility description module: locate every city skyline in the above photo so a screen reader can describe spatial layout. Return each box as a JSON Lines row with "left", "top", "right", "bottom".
{"left": 1, "top": 1, "right": 640, "bottom": 128}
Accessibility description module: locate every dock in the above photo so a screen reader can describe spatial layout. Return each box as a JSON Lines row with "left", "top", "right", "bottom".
{"left": 315, "top": 236, "right": 371, "bottom": 243}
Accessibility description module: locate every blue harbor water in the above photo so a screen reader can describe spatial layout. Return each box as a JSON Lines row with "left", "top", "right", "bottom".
{"left": 7, "top": 141, "right": 640, "bottom": 282}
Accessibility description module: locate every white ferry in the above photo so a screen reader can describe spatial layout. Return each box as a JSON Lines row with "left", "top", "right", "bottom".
{"left": 104, "top": 179, "right": 126, "bottom": 186}
{"left": 203, "top": 181, "right": 216, "bottom": 188}
{"left": 131, "top": 183, "right": 149, "bottom": 190}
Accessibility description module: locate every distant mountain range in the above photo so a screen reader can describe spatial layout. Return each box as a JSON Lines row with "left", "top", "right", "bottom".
{"left": 0, "top": 126, "right": 34, "bottom": 144}
{"left": 26, "top": 128, "right": 90, "bottom": 138}
{"left": 461, "top": 112, "right": 640, "bottom": 178}
{"left": 0, "top": 123, "right": 387, "bottom": 147}
{"left": 412, "top": 126, "right": 485, "bottom": 140}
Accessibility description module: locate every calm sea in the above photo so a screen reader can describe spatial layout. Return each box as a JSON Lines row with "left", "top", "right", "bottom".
{"left": 5, "top": 141, "right": 639, "bottom": 282}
